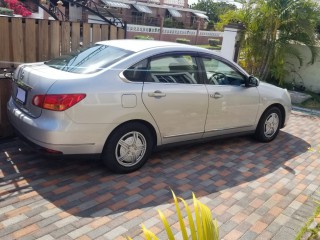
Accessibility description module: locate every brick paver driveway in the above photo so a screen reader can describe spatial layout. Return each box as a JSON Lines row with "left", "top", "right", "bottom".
{"left": 1, "top": 112, "right": 320, "bottom": 240}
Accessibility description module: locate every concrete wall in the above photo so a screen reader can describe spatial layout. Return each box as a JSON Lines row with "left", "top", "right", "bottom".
{"left": 284, "top": 44, "right": 320, "bottom": 93}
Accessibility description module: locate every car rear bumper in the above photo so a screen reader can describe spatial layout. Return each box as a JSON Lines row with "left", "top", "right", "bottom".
{"left": 7, "top": 98, "right": 115, "bottom": 155}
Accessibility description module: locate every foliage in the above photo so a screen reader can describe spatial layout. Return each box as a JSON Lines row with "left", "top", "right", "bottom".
{"left": 164, "top": 18, "right": 174, "bottom": 28}
{"left": 0, "top": 6, "right": 13, "bottom": 15}
{"left": 208, "top": 39, "right": 220, "bottom": 47}
{"left": 296, "top": 192, "right": 320, "bottom": 240}
{"left": 299, "top": 92, "right": 320, "bottom": 110}
{"left": 3, "top": 0, "right": 31, "bottom": 17}
{"left": 163, "top": 18, "right": 184, "bottom": 29}
{"left": 207, "top": 20, "right": 215, "bottom": 31}
{"left": 134, "top": 35, "right": 154, "bottom": 40}
{"left": 127, "top": 191, "right": 219, "bottom": 240}
{"left": 191, "top": 1, "right": 237, "bottom": 23}
{"left": 197, "top": 44, "right": 221, "bottom": 50}
{"left": 217, "top": 0, "right": 320, "bottom": 85}
{"left": 176, "top": 38, "right": 191, "bottom": 44}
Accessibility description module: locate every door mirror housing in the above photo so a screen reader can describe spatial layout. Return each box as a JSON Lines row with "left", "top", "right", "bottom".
{"left": 245, "top": 76, "right": 259, "bottom": 87}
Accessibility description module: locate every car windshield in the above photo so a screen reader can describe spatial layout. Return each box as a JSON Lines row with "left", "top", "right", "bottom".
{"left": 45, "top": 44, "right": 133, "bottom": 74}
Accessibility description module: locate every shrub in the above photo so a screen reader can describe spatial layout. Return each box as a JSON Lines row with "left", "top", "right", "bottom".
{"left": 0, "top": 7, "right": 14, "bottom": 16}
{"left": 207, "top": 20, "right": 215, "bottom": 31}
{"left": 164, "top": 18, "right": 173, "bottom": 28}
{"left": 208, "top": 38, "right": 220, "bottom": 46}
{"left": 133, "top": 35, "right": 154, "bottom": 40}
{"left": 176, "top": 38, "right": 191, "bottom": 44}
{"left": 127, "top": 190, "right": 219, "bottom": 240}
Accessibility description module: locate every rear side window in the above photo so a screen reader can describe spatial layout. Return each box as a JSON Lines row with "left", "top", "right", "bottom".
{"left": 123, "top": 60, "right": 148, "bottom": 82}
{"left": 45, "top": 44, "right": 133, "bottom": 74}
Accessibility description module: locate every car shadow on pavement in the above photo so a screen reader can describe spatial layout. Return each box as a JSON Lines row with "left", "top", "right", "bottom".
{"left": 0, "top": 130, "right": 310, "bottom": 218}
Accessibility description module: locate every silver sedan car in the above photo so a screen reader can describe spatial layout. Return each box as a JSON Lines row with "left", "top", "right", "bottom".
{"left": 7, "top": 40, "right": 291, "bottom": 173}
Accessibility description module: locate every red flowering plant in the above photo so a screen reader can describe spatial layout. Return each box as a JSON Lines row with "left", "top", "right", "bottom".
{"left": 4, "top": 0, "right": 31, "bottom": 17}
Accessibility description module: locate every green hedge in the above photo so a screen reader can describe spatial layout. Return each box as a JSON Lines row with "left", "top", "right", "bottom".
{"left": 0, "top": 7, "right": 14, "bottom": 16}
{"left": 208, "top": 38, "right": 220, "bottom": 46}
{"left": 176, "top": 38, "right": 190, "bottom": 44}
{"left": 134, "top": 35, "right": 154, "bottom": 40}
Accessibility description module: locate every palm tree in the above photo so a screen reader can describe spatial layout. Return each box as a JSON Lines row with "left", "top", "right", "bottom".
{"left": 218, "top": 0, "right": 320, "bottom": 84}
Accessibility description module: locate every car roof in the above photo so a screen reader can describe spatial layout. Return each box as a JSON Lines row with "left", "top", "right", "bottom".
{"left": 96, "top": 39, "right": 218, "bottom": 55}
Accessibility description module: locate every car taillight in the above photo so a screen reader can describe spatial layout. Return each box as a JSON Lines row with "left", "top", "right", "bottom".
{"left": 32, "top": 94, "right": 86, "bottom": 111}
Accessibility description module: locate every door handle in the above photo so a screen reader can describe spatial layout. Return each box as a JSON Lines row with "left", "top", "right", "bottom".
{"left": 210, "top": 92, "right": 223, "bottom": 99}
{"left": 148, "top": 90, "right": 166, "bottom": 97}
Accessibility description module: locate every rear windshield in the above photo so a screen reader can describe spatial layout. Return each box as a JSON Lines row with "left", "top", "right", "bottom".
{"left": 45, "top": 44, "right": 133, "bottom": 74}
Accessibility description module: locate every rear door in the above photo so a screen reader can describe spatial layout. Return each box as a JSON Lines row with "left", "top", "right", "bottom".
{"left": 141, "top": 53, "right": 209, "bottom": 144}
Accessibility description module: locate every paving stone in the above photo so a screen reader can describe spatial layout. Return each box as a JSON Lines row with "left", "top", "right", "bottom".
{"left": 87, "top": 225, "right": 111, "bottom": 239}
{"left": 2, "top": 214, "right": 28, "bottom": 227}
{"left": 272, "top": 226, "right": 296, "bottom": 240}
{"left": 239, "top": 230, "right": 258, "bottom": 240}
{"left": 102, "top": 226, "right": 127, "bottom": 239}
{"left": 0, "top": 113, "right": 319, "bottom": 240}
{"left": 68, "top": 225, "right": 93, "bottom": 238}
{"left": 54, "top": 216, "right": 79, "bottom": 228}
{"left": 37, "top": 215, "right": 61, "bottom": 228}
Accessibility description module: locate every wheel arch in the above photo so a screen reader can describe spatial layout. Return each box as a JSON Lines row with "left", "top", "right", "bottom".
{"left": 104, "top": 119, "right": 158, "bottom": 151}
{"left": 261, "top": 103, "right": 286, "bottom": 128}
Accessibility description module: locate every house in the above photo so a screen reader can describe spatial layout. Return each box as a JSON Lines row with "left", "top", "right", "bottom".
{"left": 22, "top": 0, "right": 209, "bottom": 30}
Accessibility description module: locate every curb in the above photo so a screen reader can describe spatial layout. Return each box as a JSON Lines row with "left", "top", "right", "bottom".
{"left": 292, "top": 106, "right": 320, "bottom": 117}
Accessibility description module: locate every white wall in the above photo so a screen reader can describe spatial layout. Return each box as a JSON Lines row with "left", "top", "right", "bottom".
{"left": 284, "top": 44, "right": 320, "bottom": 93}
{"left": 220, "top": 27, "right": 240, "bottom": 62}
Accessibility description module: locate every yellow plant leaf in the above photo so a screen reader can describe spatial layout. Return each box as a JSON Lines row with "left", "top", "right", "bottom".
{"left": 141, "top": 224, "right": 159, "bottom": 240}
{"left": 158, "top": 210, "right": 175, "bottom": 240}
{"left": 201, "top": 202, "right": 214, "bottom": 239}
{"left": 179, "top": 197, "right": 197, "bottom": 240}
{"left": 213, "top": 219, "right": 220, "bottom": 240}
{"left": 193, "top": 193, "right": 203, "bottom": 240}
{"left": 171, "top": 190, "right": 188, "bottom": 240}
{"left": 199, "top": 202, "right": 209, "bottom": 239}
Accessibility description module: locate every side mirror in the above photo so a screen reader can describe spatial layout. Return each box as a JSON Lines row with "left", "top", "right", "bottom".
{"left": 245, "top": 76, "right": 259, "bottom": 87}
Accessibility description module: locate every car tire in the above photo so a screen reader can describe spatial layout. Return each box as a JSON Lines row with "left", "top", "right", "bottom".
{"left": 102, "top": 122, "right": 154, "bottom": 173}
{"left": 255, "top": 107, "right": 282, "bottom": 142}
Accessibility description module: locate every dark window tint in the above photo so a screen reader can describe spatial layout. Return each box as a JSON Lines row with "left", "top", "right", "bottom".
{"left": 147, "top": 55, "right": 200, "bottom": 84}
{"left": 45, "top": 44, "right": 132, "bottom": 74}
{"left": 123, "top": 60, "right": 148, "bottom": 82}
{"left": 202, "top": 58, "right": 245, "bottom": 86}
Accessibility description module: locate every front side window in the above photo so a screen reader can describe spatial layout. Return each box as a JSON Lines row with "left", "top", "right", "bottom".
{"left": 147, "top": 54, "right": 200, "bottom": 84}
{"left": 202, "top": 57, "right": 245, "bottom": 86}
{"left": 45, "top": 44, "right": 133, "bottom": 74}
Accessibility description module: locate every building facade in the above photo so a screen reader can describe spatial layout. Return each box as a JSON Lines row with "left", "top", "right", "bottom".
{"left": 13, "top": 0, "right": 208, "bottom": 29}
{"left": 68, "top": 0, "right": 209, "bottom": 30}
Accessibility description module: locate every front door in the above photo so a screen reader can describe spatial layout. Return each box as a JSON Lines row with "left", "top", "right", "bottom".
{"left": 200, "top": 56, "right": 260, "bottom": 135}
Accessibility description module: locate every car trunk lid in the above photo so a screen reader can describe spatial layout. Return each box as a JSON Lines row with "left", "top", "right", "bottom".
{"left": 12, "top": 63, "right": 69, "bottom": 118}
